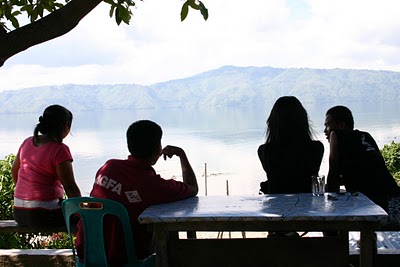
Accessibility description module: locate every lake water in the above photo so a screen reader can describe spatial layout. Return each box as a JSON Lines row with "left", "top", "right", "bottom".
{"left": 1, "top": 101, "right": 399, "bottom": 196}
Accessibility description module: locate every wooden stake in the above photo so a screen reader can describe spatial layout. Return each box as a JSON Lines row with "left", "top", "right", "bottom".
{"left": 204, "top": 163, "right": 208, "bottom": 196}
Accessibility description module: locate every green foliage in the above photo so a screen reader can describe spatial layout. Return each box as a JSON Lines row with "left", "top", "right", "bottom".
{"left": 0, "top": 0, "right": 208, "bottom": 32}
{"left": 381, "top": 141, "right": 400, "bottom": 185}
{"left": 103, "top": 0, "right": 136, "bottom": 26}
{"left": 0, "top": 233, "right": 25, "bottom": 249}
{"left": 35, "top": 232, "right": 73, "bottom": 248}
{"left": 1, "top": 231, "right": 73, "bottom": 249}
{"left": 0, "top": 154, "right": 15, "bottom": 220}
{"left": 0, "top": 153, "right": 25, "bottom": 249}
{"left": 0, "top": 0, "right": 63, "bottom": 31}
{"left": 24, "top": 232, "right": 73, "bottom": 249}
{"left": 181, "top": 0, "right": 208, "bottom": 21}
{"left": 0, "top": 154, "right": 71, "bottom": 249}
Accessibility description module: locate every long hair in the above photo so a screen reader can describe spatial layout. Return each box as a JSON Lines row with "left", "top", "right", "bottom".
{"left": 33, "top": 105, "right": 73, "bottom": 143}
{"left": 265, "top": 96, "right": 313, "bottom": 145}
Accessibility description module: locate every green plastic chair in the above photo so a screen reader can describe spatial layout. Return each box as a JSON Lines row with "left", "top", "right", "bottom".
{"left": 62, "top": 197, "right": 155, "bottom": 267}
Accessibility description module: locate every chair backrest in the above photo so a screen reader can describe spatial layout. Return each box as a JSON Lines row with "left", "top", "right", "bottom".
{"left": 62, "top": 197, "right": 138, "bottom": 267}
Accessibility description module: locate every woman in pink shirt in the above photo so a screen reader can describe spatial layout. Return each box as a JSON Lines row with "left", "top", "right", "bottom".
{"left": 11, "top": 104, "right": 81, "bottom": 227}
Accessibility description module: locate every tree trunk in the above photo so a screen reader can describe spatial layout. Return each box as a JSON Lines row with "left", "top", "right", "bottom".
{"left": 0, "top": 0, "right": 103, "bottom": 67}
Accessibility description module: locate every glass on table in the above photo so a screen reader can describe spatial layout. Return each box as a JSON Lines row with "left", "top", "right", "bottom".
{"left": 311, "top": 175, "right": 325, "bottom": 196}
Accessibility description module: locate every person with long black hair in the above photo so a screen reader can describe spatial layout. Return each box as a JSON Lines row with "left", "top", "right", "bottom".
{"left": 258, "top": 96, "right": 324, "bottom": 194}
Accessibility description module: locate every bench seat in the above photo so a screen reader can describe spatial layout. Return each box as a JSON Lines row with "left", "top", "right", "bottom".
{"left": 0, "top": 249, "right": 74, "bottom": 267}
{"left": 0, "top": 220, "right": 70, "bottom": 233}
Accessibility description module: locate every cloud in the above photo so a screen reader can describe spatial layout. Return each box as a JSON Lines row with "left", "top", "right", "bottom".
{"left": 1, "top": 0, "right": 400, "bottom": 91}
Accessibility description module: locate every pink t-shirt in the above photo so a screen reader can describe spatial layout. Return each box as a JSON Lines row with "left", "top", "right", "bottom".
{"left": 14, "top": 137, "right": 73, "bottom": 201}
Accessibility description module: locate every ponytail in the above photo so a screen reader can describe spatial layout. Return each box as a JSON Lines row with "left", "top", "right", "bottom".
{"left": 33, "top": 105, "right": 73, "bottom": 144}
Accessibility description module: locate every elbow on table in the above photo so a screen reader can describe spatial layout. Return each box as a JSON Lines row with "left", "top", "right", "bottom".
{"left": 188, "top": 184, "right": 199, "bottom": 197}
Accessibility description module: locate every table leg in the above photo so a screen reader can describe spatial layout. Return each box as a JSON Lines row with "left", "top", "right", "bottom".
{"left": 154, "top": 226, "right": 168, "bottom": 267}
{"left": 359, "top": 229, "right": 377, "bottom": 267}
{"left": 187, "top": 231, "right": 197, "bottom": 239}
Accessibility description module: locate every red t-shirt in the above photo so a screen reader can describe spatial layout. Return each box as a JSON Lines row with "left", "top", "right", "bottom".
{"left": 14, "top": 136, "right": 73, "bottom": 202}
{"left": 75, "top": 155, "right": 193, "bottom": 264}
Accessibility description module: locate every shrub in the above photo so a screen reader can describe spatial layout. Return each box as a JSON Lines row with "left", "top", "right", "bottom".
{"left": 381, "top": 141, "right": 400, "bottom": 185}
{"left": 0, "top": 154, "right": 23, "bottom": 248}
{"left": 0, "top": 154, "right": 15, "bottom": 220}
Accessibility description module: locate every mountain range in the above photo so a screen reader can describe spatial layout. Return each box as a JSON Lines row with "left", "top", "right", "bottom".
{"left": 0, "top": 65, "right": 399, "bottom": 114}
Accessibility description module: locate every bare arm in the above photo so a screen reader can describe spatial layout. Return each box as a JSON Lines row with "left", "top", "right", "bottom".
{"left": 327, "top": 131, "right": 341, "bottom": 192}
{"left": 162, "top": 145, "right": 198, "bottom": 196}
{"left": 56, "top": 160, "right": 81, "bottom": 198}
{"left": 257, "top": 144, "right": 268, "bottom": 173}
{"left": 11, "top": 152, "right": 21, "bottom": 184}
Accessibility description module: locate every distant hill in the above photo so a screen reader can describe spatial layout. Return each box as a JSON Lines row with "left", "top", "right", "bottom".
{"left": 0, "top": 65, "right": 399, "bottom": 114}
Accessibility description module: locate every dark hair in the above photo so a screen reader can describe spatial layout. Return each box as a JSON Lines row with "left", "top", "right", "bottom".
{"left": 325, "top": 105, "right": 354, "bottom": 129}
{"left": 34, "top": 105, "right": 73, "bottom": 143}
{"left": 127, "top": 120, "right": 163, "bottom": 158}
{"left": 266, "top": 96, "right": 313, "bottom": 145}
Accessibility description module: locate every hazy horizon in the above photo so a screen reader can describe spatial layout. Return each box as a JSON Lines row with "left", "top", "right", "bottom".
{"left": 1, "top": 0, "right": 400, "bottom": 92}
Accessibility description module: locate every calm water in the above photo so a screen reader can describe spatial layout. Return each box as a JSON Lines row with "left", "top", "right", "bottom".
{"left": 1, "top": 101, "right": 399, "bottom": 196}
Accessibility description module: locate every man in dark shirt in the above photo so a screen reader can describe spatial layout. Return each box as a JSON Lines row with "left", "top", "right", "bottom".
{"left": 76, "top": 120, "right": 199, "bottom": 265}
{"left": 324, "top": 105, "right": 400, "bottom": 224}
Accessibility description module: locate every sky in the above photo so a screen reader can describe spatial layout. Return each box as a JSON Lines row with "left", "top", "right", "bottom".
{"left": 1, "top": 0, "right": 400, "bottom": 91}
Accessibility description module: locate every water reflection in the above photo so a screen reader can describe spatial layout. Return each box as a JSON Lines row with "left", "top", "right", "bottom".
{"left": 0, "top": 102, "right": 399, "bottom": 196}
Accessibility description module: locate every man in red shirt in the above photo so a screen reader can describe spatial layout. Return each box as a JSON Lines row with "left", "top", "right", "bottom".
{"left": 76, "top": 120, "right": 198, "bottom": 265}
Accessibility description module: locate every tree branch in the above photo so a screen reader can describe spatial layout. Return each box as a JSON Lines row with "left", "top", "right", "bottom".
{"left": 0, "top": 0, "right": 103, "bottom": 67}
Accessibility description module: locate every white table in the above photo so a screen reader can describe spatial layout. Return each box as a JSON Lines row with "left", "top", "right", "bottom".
{"left": 139, "top": 193, "right": 388, "bottom": 267}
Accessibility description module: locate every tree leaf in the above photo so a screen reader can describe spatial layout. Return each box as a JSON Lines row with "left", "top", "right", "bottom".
{"left": 199, "top": 1, "right": 208, "bottom": 21}
{"left": 103, "top": 0, "right": 114, "bottom": 5}
{"left": 25, "top": 4, "right": 33, "bottom": 13}
{"left": 109, "top": 4, "right": 116, "bottom": 18}
{"left": 25, "top": 4, "right": 34, "bottom": 14}
{"left": 180, "top": 1, "right": 189, "bottom": 22}
{"left": 118, "top": 6, "right": 131, "bottom": 24}
{"left": 115, "top": 6, "right": 122, "bottom": 25}
{"left": 46, "top": 0, "right": 55, "bottom": 11}
{"left": 30, "top": 9, "right": 38, "bottom": 22}
{"left": 11, "top": 11, "right": 22, "bottom": 16}
{"left": 4, "top": 5, "right": 12, "bottom": 17}
{"left": 44, "top": 5, "right": 53, "bottom": 12}
{"left": 10, "top": 16, "right": 19, "bottom": 28}
{"left": 187, "top": 0, "right": 199, "bottom": 10}
{"left": 0, "top": 22, "right": 9, "bottom": 32}
{"left": 37, "top": 5, "right": 44, "bottom": 18}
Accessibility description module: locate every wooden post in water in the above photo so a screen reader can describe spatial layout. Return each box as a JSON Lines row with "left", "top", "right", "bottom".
{"left": 227, "top": 180, "right": 231, "bottom": 238}
{"left": 204, "top": 163, "right": 208, "bottom": 196}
